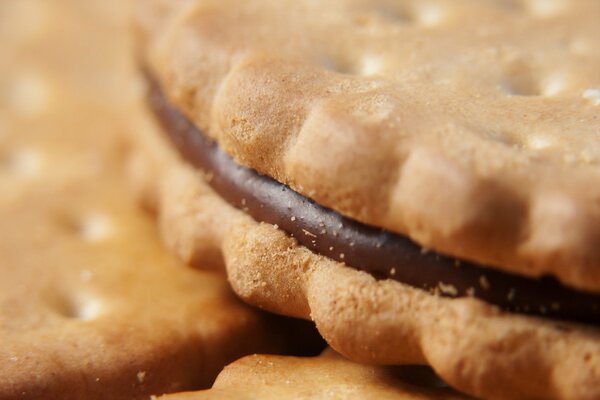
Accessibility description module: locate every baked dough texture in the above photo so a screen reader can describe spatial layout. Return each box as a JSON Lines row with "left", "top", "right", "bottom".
{"left": 160, "top": 349, "right": 469, "bottom": 399}
{"left": 137, "top": 0, "right": 600, "bottom": 291}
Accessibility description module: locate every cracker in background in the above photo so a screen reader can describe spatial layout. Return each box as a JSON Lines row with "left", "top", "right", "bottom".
{"left": 0, "top": 1, "right": 321, "bottom": 399}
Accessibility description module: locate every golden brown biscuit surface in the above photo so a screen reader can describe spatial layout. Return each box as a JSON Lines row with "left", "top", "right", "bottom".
{"left": 160, "top": 349, "right": 469, "bottom": 400}
{"left": 138, "top": 0, "right": 600, "bottom": 291}
{"left": 0, "top": 1, "right": 320, "bottom": 398}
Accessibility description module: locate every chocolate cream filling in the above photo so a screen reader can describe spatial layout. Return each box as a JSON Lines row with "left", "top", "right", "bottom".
{"left": 147, "top": 78, "right": 600, "bottom": 326}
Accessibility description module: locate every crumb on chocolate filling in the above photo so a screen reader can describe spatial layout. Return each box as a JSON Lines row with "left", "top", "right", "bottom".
{"left": 146, "top": 77, "right": 600, "bottom": 326}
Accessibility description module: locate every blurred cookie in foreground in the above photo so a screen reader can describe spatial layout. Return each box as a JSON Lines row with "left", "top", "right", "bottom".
{"left": 160, "top": 349, "right": 470, "bottom": 400}
{"left": 133, "top": 1, "right": 600, "bottom": 399}
{"left": 0, "top": 1, "right": 321, "bottom": 399}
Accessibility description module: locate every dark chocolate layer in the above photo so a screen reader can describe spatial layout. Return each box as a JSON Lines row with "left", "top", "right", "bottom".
{"left": 147, "top": 79, "right": 600, "bottom": 326}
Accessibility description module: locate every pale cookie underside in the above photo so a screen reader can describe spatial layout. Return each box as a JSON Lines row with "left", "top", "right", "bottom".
{"left": 140, "top": 0, "right": 600, "bottom": 291}
{"left": 0, "top": 1, "right": 317, "bottom": 398}
{"left": 160, "top": 349, "right": 469, "bottom": 399}
{"left": 130, "top": 113, "right": 600, "bottom": 400}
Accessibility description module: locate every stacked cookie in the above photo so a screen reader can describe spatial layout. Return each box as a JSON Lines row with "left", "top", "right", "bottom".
{"left": 2, "top": 0, "right": 599, "bottom": 398}
{"left": 133, "top": 0, "right": 600, "bottom": 399}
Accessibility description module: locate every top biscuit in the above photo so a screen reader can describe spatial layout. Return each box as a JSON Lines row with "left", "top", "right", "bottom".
{"left": 139, "top": 0, "right": 600, "bottom": 291}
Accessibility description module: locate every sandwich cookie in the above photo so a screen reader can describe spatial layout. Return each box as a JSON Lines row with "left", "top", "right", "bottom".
{"left": 133, "top": 1, "right": 600, "bottom": 398}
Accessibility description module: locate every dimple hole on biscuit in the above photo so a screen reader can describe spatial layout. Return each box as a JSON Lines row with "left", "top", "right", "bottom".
{"left": 0, "top": 148, "right": 41, "bottom": 178}
{"left": 500, "top": 65, "right": 569, "bottom": 98}
{"left": 583, "top": 88, "right": 600, "bottom": 106}
{"left": 524, "top": 0, "right": 568, "bottom": 17}
{"left": 499, "top": 60, "right": 541, "bottom": 96}
{"left": 56, "top": 211, "right": 112, "bottom": 242}
{"left": 370, "top": 3, "right": 419, "bottom": 25}
{"left": 497, "top": 0, "right": 565, "bottom": 17}
{"left": 53, "top": 293, "right": 102, "bottom": 321}
{"left": 5, "top": 71, "right": 52, "bottom": 117}
{"left": 355, "top": 1, "right": 445, "bottom": 28}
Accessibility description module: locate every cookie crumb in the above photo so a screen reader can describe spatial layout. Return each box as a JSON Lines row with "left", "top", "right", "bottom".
{"left": 339, "top": 253, "right": 345, "bottom": 260}
{"left": 290, "top": 216, "right": 296, "bottom": 222}
{"left": 302, "top": 229, "right": 316, "bottom": 238}
{"left": 479, "top": 275, "right": 491, "bottom": 290}
{"left": 438, "top": 282, "right": 458, "bottom": 296}
{"left": 137, "top": 371, "right": 146, "bottom": 383}
{"left": 389, "top": 267, "right": 396, "bottom": 276}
